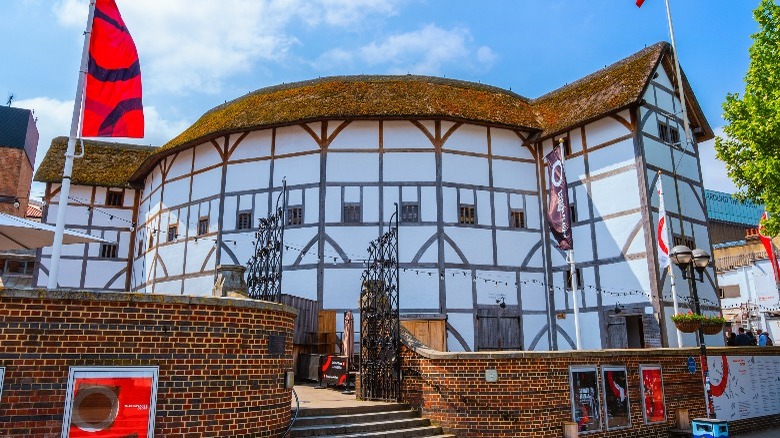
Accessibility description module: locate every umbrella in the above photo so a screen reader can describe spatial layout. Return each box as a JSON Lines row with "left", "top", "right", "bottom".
{"left": 343, "top": 310, "right": 354, "bottom": 369}
{"left": 0, "top": 212, "right": 108, "bottom": 251}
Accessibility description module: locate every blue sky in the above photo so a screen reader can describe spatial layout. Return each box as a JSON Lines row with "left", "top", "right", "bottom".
{"left": 0, "top": 0, "right": 760, "bottom": 199}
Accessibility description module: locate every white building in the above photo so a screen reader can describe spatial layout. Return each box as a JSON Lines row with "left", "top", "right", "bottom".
{"left": 33, "top": 42, "right": 721, "bottom": 352}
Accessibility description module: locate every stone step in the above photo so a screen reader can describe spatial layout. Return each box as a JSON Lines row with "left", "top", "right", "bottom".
{"left": 289, "top": 417, "right": 432, "bottom": 437}
{"left": 293, "top": 409, "right": 417, "bottom": 427}
{"left": 296, "top": 404, "right": 410, "bottom": 417}
{"left": 310, "top": 427, "right": 456, "bottom": 438}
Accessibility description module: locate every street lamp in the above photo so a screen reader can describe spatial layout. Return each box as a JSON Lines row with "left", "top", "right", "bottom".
{"left": 670, "top": 244, "right": 714, "bottom": 418}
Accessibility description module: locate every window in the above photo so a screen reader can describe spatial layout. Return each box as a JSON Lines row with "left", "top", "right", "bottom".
{"left": 459, "top": 204, "right": 475, "bottom": 225}
{"left": 237, "top": 211, "right": 252, "bottom": 230}
{"left": 287, "top": 206, "right": 303, "bottom": 226}
{"left": 658, "top": 121, "right": 680, "bottom": 146}
{"left": 148, "top": 233, "right": 154, "bottom": 250}
{"left": 510, "top": 210, "right": 525, "bottom": 228}
{"left": 672, "top": 234, "right": 695, "bottom": 249}
{"left": 564, "top": 268, "right": 582, "bottom": 291}
{"left": 569, "top": 204, "right": 577, "bottom": 224}
{"left": 100, "top": 243, "right": 118, "bottom": 259}
{"left": 343, "top": 203, "right": 361, "bottom": 223}
{"left": 558, "top": 137, "right": 572, "bottom": 157}
{"left": 167, "top": 225, "right": 178, "bottom": 242}
{"left": 719, "top": 285, "right": 740, "bottom": 299}
{"left": 401, "top": 203, "right": 419, "bottom": 223}
{"left": 197, "top": 217, "right": 209, "bottom": 236}
{"left": 138, "top": 239, "right": 144, "bottom": 255}
{"left": 105, "top": 190, "right": 124, "bottom": 207}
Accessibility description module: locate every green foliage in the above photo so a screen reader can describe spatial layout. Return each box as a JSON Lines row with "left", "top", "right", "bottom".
{"left": 670, "top": 313, "right": 704, "bottom": 323}
{"left": 701, "top": 315, "right": 726, "bottom": 325}
{"left": 716, "top": 0, "right": 780, "bottom": 235}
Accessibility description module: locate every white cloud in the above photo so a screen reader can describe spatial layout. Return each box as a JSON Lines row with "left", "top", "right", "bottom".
{"left": 315, "top": 24, "right": 496, "bottom": 75}
{"left": 53, "top": 0, "right": 404, "bottom": 94}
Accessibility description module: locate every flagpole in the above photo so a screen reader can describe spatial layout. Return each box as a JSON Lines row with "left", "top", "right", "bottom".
{"left": 560, "top": 139, "right": 582, "bottom": 350}
{"left": 664, "top": 0, "right": 694, "bottom": 152}
{"left": 659, "top": 171, "right": 684, "bottom": 348}
{"left": 47, "top": 1, "right": 97, "bottom": 290}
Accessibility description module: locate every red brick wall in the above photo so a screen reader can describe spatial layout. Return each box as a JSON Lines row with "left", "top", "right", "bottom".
{"left": 0, "top": 148, "right": 31, "bottom": 216}
{"left": 0, "top": 289, "right": 297, "bottom": 437}
{"left": 400, "top": 331, "right": 780, "bottom": 437}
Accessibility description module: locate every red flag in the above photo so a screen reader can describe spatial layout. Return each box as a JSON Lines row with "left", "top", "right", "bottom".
{"left": 82, "top": 0, "right": 144, "bottom": 138}
{"left": 759, "top": 212, "right": 780, "bottom": 284}
{"left": 636, "top": 0, "right": 646, "bottom": 7}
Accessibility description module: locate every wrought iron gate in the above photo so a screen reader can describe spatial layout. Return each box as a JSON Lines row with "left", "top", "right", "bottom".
{"left": 359, "top": 204, "right": 400, "bottom": 401}
{"left": 246, "top": 181, "right": 286, "bottom": 302}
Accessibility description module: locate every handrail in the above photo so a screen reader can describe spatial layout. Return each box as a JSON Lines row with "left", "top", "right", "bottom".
{"left": 282, "top": 387, "right": 299, "bottom": 438}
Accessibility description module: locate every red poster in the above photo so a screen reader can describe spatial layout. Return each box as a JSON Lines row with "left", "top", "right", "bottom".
{"left": 640, "top": 366, "right": 666, "bottom": 423}
{"left": 65, "top": 369, "right": 157, "bottom": 438}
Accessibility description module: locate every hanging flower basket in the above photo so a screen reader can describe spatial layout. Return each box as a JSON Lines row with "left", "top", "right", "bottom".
{"left": 700, "top": 316, "right": 726, "bottom": 335}
{"left": 674, "top": 320, "right": 701, "bottom": 333}
{"left": 671, "top": 313, "right": 703, "bottom": 333}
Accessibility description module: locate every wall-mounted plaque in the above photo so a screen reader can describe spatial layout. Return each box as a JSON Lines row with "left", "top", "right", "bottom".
{"left": 268, "top": 334, "right": 286, "bottom": 355}
{"left": 62, "top": 366, "right": 159, "bottom": 438}
{"left": 639, "top": 364, "right": 666, "bottom": 424}
{"left": 601, "top": 365, "right": 630, "bottom": 430}
{"left": 569, "top": 366, "right": 602, "bottom": 433}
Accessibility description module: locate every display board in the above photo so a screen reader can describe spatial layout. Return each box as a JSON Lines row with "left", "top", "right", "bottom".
{"left": 601, "top": 366, "right": 630, "bottom": 429}
{"left": 708, "top": 355, "right": 780, "bottom": 420}
{"left": 569, "top": 366, "right": 602, "bottom": 432}
{"left": 62, "top": 366, "right": 159, "bottom": 438}
{"left": 639, "top": 364, "right": 666, "bottom": 424}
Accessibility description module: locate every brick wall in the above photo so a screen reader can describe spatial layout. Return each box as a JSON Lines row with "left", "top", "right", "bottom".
{"left": 0, "top": 147, "right": 31, "bottom": 216}
{"left": 400, "top": 330, "right": 780, "bottom": 437}
{"left": 0, "top": 289, "right": 297, "bottom": 437}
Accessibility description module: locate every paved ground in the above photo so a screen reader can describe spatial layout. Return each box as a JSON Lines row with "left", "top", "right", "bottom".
{"left": 292, "top": 383, "right": 391, "bottom": 410}
{"left": 734, "top": 428, "right": 780, "bottom": 437}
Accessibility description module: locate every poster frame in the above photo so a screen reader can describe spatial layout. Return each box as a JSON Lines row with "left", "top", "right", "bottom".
{"left": 600, "top": 365, "right": 631, "bottom": 430}
{"left": 568, "top": 365, "right": 603, "bottom": 433}
{"left": 0, "top": 366, "right": 4, "bottom": 402}
{"left": 639, "top": 363, "right": 666, "bottom": 424}
{"left": 61, "top": 366, "right": 159, "bottom": 438}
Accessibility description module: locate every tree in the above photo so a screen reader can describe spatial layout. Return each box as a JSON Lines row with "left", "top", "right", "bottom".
{"left": 716, "top": 0, "right": 780, "bottom": 235}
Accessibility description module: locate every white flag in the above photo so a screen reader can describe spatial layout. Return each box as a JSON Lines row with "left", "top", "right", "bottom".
{"left": 656, "top": 177, "right": 671, "bottom": 270}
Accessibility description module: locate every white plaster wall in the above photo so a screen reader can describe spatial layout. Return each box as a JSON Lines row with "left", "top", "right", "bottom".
{"left": 229, "top": 130, "right": 272, "bottom": 161}
{"left": 383, "top": 121, "right": 434, "bottom": 149}
{"left": 442, "top": 124, "right": 487, "bottom": 153}
{"left": 328, "top": 121, "right": 379, "bottom": 150}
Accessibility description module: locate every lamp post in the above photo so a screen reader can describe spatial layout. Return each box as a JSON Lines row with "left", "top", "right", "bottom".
{"left": 670, "top": 244, "right": 715, "bottom": 419}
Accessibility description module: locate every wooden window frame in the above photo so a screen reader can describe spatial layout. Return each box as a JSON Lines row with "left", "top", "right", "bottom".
{"left": 167, "top": 225, "right": 178, "bottom": 242}
{"left": 197, "top": 217, "right": 209, "bottom": 236}
{"left": 105, "top": 190, "right": 124, "bottom": 207}
{"left": 287, "top": 206, "right": 303, "bottom": 226}
{"left": 509, "top": 209, "right": 525, "bottom": 229}
{"left": 100, "top": 243, "right": 119, "bottom": 259}
{"left": 458, "top": 204, "right": 475, "bottom": 225}
{"left": 237, "top": 211, "right": 253, "bottom": 230}
{"left": 400, "top": 202, "right": 420, "bottom": 223}
{"left": 343, "top": 203, "right": 362, "bottom": 224}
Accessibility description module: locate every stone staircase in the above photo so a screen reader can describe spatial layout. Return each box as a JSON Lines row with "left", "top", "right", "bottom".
{"left": 287, "top": 404, "right": 455, "bottom": 438}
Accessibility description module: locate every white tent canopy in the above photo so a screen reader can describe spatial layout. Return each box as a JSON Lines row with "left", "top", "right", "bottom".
{"left": 0, "top": 212, "right": 107, "bottom": 251}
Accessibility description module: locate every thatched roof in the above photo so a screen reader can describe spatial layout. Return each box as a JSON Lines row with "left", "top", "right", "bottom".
{"left": 37, "top": 42, "right": 713, "bottom": 186}
{"left": 34, "top": 136, "right": 156, "bottom": 187}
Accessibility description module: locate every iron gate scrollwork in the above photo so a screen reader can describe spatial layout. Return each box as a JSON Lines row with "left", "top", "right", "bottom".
{"left": 360, "top": 203, "right": 400, "bottom": 402}
{"left": 246, "top": 180, "right": 286, "bottom": 302}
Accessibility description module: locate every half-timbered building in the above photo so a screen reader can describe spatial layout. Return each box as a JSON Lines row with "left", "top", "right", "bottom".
{"left": 33, "top": 42, "right": 721, "bottom": 351}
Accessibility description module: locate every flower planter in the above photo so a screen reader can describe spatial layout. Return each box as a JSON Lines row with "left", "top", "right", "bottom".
{"left": 674, "top": 320, "right": 701, "bottom": 333}
{"left": 700, "top": 321, "right": 724, "bottom": 335}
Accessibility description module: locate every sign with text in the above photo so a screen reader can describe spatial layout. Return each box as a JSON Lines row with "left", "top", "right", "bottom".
{"left": 321, "top": 355, "right": 348, "bottom": 386}
{"left": 708, "top": 355, "right": 780, "bottom": 421}
{"left": 62, "top": 366, "right": 158, "bottom": 438}
{"left": 569, "top": 366, "right": 602, "bottom": 432}
{"left": 639, "top": 365, "right": 666, "bottom": 424}
{"left": 601, "top": 366, "right": 630, "bottom": 430}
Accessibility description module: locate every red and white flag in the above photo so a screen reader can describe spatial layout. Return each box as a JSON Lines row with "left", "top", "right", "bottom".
{"left": 656, "top": 177, "right": 671, "bottom": 270}
{"left": 636, "top": 0, "right": 646, "bottom": 7}
{"left": 82, "top": 0, "right": 144, "bottom": 138}
{"left": 758, "top": 212, "right": 780, "bottom": 284}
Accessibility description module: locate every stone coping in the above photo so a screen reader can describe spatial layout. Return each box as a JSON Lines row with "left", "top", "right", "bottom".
{"left": 0, "top": 288, "right": 298, "bottom": 317}
{"left": 400, "top": 326, "right": 777, "bottom": 360}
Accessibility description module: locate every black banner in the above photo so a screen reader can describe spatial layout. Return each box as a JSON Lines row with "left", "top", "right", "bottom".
{"left": 544, "top": 147, "right": 573, "bottom": 250}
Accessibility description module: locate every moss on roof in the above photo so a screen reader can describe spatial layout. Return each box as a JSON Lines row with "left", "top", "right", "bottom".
{"left": 531, "top": 42, "right": 666, "bottom": 140}
{"left": 160, "top": 75, "right": 540, "bottom": 155}
{"left": 34, "top": 136, "right": 157, "bottom": 187}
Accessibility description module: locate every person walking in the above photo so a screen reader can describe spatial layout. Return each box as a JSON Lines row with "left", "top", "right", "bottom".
{"left": 735, "top": 327, "right": 753, "bottom": 346}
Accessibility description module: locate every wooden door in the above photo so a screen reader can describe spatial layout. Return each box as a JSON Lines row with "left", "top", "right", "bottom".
{"left": 476, "top": 305, "right": 522, "bottom": 351}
